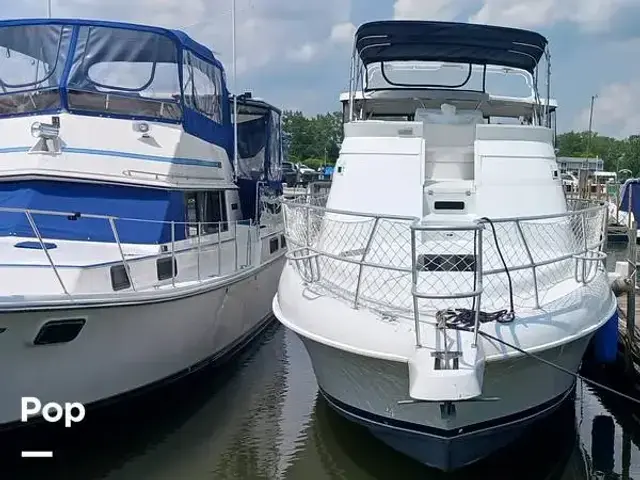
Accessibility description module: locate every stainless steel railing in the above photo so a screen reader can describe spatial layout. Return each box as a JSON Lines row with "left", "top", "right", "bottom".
{"left": 283, "top": 197, "right": 609, "bottom": 344}
{"left": 0, "top": 204, "right": 284, "bottom": 297}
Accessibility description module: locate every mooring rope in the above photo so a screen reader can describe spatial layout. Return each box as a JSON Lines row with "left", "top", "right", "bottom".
{"left": 478, "top": 330, "right": 640, "bottom": 406}
{"left": 441, "top": 214, "right": 640, "bottom": 407}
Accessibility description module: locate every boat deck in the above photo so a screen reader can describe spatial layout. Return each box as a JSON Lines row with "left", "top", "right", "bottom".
{"left": 0, "top": 236, "right": 155, "bottom": 268}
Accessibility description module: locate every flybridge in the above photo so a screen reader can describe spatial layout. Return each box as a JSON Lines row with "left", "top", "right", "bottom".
{"left": 0, "top": 18, "right": 231, "bottom": 149}
{"left": 347, "top": 20, "right": 552, "bottom": 128}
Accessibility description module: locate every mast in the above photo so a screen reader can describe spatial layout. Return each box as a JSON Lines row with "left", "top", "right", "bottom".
{"left": 586, "top": 94, "right": 597, "bottom": 158}
{"left": 231, "top": 0, "right": 238, "bottom": 181}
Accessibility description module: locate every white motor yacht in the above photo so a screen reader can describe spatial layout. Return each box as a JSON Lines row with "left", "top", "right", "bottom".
{"left": 273, "top": 20, "right": 616, "bottom": 470}
{"left": 0, "top": 19, "right": 286, "bottom": 427}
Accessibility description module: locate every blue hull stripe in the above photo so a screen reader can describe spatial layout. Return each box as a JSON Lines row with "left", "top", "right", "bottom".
{"left": 0, "top": 146, "right": 222, "bottom": 168}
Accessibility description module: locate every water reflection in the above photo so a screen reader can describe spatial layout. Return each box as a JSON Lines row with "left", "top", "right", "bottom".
{"left": 0, "top": 325, "right": 637, "bottom": 479}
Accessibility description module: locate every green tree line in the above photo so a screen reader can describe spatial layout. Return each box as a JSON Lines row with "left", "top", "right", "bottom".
{"left": 556, "top": 131, "right": 640, "bottom": 174}
{"left": 282, "top": 110, "right": 640, "bottom": 175}
{"left": 282, "top": 111, "right": 343, "bottom": 169}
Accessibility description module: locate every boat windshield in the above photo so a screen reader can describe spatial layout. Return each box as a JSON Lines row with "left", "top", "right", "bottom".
{"left": 66, "top": 25, "right": 183, "bottom": 121}
{"left": 0, "top": 24, "right": 71, "bottom": 116}
{"left": 0, "top": 23, "right": 226, "bottom": 125}
{"left": 366, "top": 61, "right": 536, "bottom": 100}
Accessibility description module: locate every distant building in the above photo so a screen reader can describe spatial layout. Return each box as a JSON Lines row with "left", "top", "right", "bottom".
{"left": 556, "top": 156, "right": 603, "bottom": 174}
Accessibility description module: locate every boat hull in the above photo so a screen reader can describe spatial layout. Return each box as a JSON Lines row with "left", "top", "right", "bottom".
{"left": 294, "top": 332, "right": 592, "bottom": 471}
{"left": 0, "top": 256, "right": 285, "bottom": 427}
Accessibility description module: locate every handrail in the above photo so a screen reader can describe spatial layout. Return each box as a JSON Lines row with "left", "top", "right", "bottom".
{"left": 411, "top": 219, "right": 485, "bottom": 347}
{"left": 0, "top": 200, "right": 284, "bottom": 299}
{"left": 108, "top": 216, "right": 136, "bottom": 292}
{"left": 283, "top": 199, "right": 609, "bottom": 324}
{"left": 24, "top": 210, "right": 71, "bottom": 298}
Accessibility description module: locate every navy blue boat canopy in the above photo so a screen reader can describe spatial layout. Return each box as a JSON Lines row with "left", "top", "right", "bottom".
{"left": 234, "top": 96, "right": 284, "bottom": 221}
{"left": 355, "top": 21, "right": 548, "bottom": 73}
{"left": 235, "top": 97, "right": 283, "bottom": 186}
{"left": 619, "top": 179, "right": 640, "bottom": 218}
{"left": 0, "top": 18, "right": 232, "bottom": 152}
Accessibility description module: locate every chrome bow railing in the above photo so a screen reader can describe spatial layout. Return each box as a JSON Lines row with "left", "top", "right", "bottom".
{"left": 283, "top": 197, "right": 608, "bottom": 346}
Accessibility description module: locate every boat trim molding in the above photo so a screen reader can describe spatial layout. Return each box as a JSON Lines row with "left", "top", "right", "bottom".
{"left": 319, "top": 382, "right": 574, "bottom": 440}
{"left": 0, "top": 251, "right": 285, "bottom": 312}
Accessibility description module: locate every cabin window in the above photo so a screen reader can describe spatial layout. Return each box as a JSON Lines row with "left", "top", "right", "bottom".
{"left": 110, "top": 264, "right": 131, "bottom": 291}
{"left": 156, "top": 257, "right": 178, "bottom": 281}
{"left": 269, "top": 237, "right": 279, "bottom": 254}
{"left": 434, "top": 201, "right": 465, "bottom": 211}
{"left": 185, "top": 190, "right": 229, "bottom": 236}
{"left": 0, "top": 24, "right": 69, "bottom": 117}
{"left": 182, "top": 50, "right": 223, "bottom": 123}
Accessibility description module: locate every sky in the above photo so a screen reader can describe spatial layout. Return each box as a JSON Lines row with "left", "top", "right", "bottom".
{"left": 4, "top": 0, "right": 640, "bottom": 138}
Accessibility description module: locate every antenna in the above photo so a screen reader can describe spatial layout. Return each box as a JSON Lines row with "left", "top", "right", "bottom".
{"left": 47, "top": 0, "right": 52, "bottom": 17}
{"left": 231, "top": 0, "right": 238, "bottom": 182}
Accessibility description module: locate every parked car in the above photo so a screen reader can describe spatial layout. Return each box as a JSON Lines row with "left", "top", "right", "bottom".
{"left": 282, "top": 161, "right": 299, "bottom": 187}
{"left": 297, "top": 163, "right": 319, "bottom": 186}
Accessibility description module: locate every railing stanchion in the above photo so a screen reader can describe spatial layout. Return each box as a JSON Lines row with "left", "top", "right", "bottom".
{"left": 410, "top": 223, "right": 421, "bottom": 347}
{"left": 515, "top": 220, "right": 540, "bottom": 309}
{"left": 196, "top": 222, "right": 201, "bottom": 281}
{"left": 234, "top": 221, "right": 238, "bottom": 271}
{"left": 353, "top": 217, "right": 379, "bottom": 309}
{"left": 473, "top": 227, "right": 483, "bottom": 348}
{"left": 217, "top": 222, "right": 222, "bottom": 276}
{"left": 581, "top": 213, "right": 588, "bottom": 283}
{"left": 108, "top": 216, "right": 136, "bottom": 291}
{"left": 247, "top": 219, "right": 253, "bottom": 267}
{"left": 171, "top": 221, "right": 176, "bottom": 288}
{"left": 25, "top": 210, "right": 71, "bottom": 297}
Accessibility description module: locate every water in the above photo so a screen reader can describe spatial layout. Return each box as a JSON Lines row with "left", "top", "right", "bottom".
{"left": 2, "top": 244, "right": 639, "bottom": 479}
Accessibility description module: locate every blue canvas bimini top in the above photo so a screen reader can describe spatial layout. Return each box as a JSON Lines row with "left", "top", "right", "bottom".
{"left": 0, "top": 18, "right": 232, "bottom": 153}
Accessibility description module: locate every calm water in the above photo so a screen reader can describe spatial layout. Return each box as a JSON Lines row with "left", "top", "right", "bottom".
{"left": 1, "top": 243, "right": 638, "bottom": 479}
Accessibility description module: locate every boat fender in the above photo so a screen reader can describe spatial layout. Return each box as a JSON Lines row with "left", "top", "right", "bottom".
{"left": 592, "top": 310, "right": 619, "bottom": 364}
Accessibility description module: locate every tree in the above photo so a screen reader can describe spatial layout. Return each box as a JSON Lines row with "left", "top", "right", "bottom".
{"left": 282, "top": 110, "right": 343, "bottom": 166}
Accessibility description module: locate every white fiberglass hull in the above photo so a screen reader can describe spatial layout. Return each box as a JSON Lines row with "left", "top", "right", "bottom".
{"left": 296, "top": 333, "right": 586, "bottom": 470}
{"left": 273, "top": 265, "right": 617, "bottom": 471}
{"left": 0, "top": 256, "right": 285, "bottom": 427}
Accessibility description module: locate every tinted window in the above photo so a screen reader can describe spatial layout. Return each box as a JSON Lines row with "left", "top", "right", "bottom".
{"left": 185, "top": 190, "right": 229, "bottom": 236}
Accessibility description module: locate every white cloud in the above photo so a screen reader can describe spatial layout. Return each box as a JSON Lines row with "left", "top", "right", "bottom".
{"left": 20, "top": 0, "right": 351, "bottom": 75}
{"left": 330, "top": 22, "right": 356, "bottom": 44}
{"left": 287, "top": 43, "right": 320, "bottom": 63}
{"left": 393, "top": 0, "right": 469, "bottom": 21}
{"left": 393, "top": 0, "right": 638, "bottom": 31}
{"left": 573, "top": 81, "right": 640, "bottom": 138}
{"left": 470, "top": 0, "right": 636, "bottom": 32}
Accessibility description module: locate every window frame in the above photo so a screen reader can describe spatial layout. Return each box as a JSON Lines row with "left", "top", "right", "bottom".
{"left": 181, "top": 49, "right": 223, "bottom": 123}
{"left": 184, "top": 189, "right": 229, "bottom": 237}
